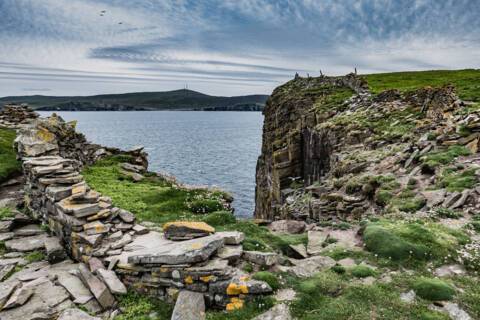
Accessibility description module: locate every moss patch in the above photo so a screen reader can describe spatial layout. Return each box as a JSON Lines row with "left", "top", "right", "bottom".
{"left": 363, "top": 219, "right": 468, "bottom": 264}
{"left": 115, "top": 291, "right": 173, "bottom": 320}
{"left": 437, "top": 168, "right": 477, "bottom": 192}
{"left": 413, "top": 278, "right": 455, "bottom": 301}
{"left": 351, "top": 265, "right": 376, "bottom": 278}
{"left": 0, "top": 128, "right": 21, "bottom": 183}
{"left": 421, "top": 145, "right": 471, "bottom": 169}
{"left": 252, "top": 271, "right": 280, "bottom": 291}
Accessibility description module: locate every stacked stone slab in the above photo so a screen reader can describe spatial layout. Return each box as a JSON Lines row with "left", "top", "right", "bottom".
{"left": 111, "top": 226, "right": 272, "bottom": 309}
{"left": 0, "top": 104, "right": 38, "bottom": 128}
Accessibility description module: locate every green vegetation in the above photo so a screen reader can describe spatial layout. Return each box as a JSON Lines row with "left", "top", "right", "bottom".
{"left": 206, "top": 297, "right": 274, "bottom": 320}
{"left": 412, "top": 278, "right": 455, "bottom": 301}
{"left": 252, "top": 271, "right": 280, "bottom": 291}
{"left": 312, "top": 86, "right": 355, "bottom": 113}
{"left": 435, "top": 207, "right": 462, "bottom": 219}
{"left": 189, "top": 199, "right": 224, "bottom": 214}
{"left": 363, "top": 219, "right": 468, "bottom": 264}
{"left": 25, "top": 251, "right": 46, "bottom": 263}
{"left": 421, "top": 145, "right": 471, "bottom": 169}
{"left": 437, "top": 167, "right": 477, "bottom": 192}
{"left": 0, "top": 128, "right": 21, "bottom": 183}
{"left": 82, "top": 156, "right": 229, "bottom": 224}
{"left": 456, "top": 276, "right": 480, "bottom": 318}
{"left": 0, "top": 207, "right": 14, "bottom": 219}
{"left": 365, "top": 69, "right": 480, "bottom": 102}
{"left": 389, "top": 189, "right": 426, "bottom": 213}
{"left": 351, "top": 265, "right": 376, "bottom": 278}
{"left": 115, "top": 292, "right": 173, "bottom": 320}
{"left": 290, "top": 271, "right": 448, "bottom": 319}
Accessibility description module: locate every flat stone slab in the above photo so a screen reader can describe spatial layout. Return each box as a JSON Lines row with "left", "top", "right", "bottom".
{"left": 307, "top": 230, "right": 328, "bottom": 255}
{"left": 58, "top": 308, "right": 101, "bottom": 320}
{"left": 171, "top": 290, "right": 205, "bottom": 320}
{"left": 57, "top": 272, "right": 94, "bottom": 304}
{"left": 45, "top": 237, "right": 67, "bottom": 263}
{"left": 57, "top": 198, "right": 100, "bottom": 218}
{"left": 3, "top": 285, "right": 34, "bottom": 309}
{"left": 216, "top": 231, "right": 245, "bottom": 245}
{"left": 0, "top": 280, "right": 20, "bottom": 308}
{"left": 13, "top": 224, "right": 45, "bottom": 237}
{"left": 217, "top": 245, "right": 243, "bottom": 263}
{"left": 163, "top": 221, "right": 215, "bottom": 241}
{"left": 96, "top": 269, "right": 127, "bottom": 295}
{"left": 5, "top": 234, "right": 47, "bottom": 252}
{"left": 286, "top": 256, "right": 336, "bottom": 277}
{"left": 78, "top": 264, "right": 115, "bottom": 309}
{"left": 128, "top": 233, "right": 224, "bottom": 265}
{"left": 243, "top": 251, "right": 278, "bottom": 266}
{"left": 253, "top": 303, "right": 292, "bottom": 320}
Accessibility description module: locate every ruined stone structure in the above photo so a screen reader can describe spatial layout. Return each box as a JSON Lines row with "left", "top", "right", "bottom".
{"left": 0, "top": 105, "right": 272, "bottom": 318}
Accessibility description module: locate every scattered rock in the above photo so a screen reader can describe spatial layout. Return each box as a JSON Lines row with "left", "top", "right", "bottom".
{"left": 5, "top": 234, "right": 47, "bottom": 252}
{"left": 216, "top": 231, "right": 244, "bottom": 245}
{"left": 287, "top": 256, "right": 336, "bottom": 277}
{"left": 57, "top": 308, "right": 101, "bottom": 320}
{"left": 337, "top": 257, "right": 356, "bottom": 267}
{"left": 45, "top": 237, "right": 67, "bottom": 263}
{"left": 243, "top": 251, "right": 278, "bottom": 266}
{"left": 269, "top": 220, "right": 306, "bottom": 234}
{"left": 400, "top": 290, "right": 416, "bottom": 304}
{"left": 77, "top": 264, "right": 115, "bottom": 309}
{"left": 2, "top": 285, "right": 34, "bottom": 309}
{"left": 163, "top": 221, "right": 215, "bottom": 241}
{"left": 289, "top": 243, "right": 308, "bottom": 259}
{"left": 306, "top": 230, "right": 328, "bottom": 255}
{"left": 171, "top": 290, "right": 206, "bottom": 320}
{"left": 253, "top": 303, "right": 292, "bottom": 320}
{"left": 96, "top": 269, "right": 127, "bottom": 295}
{"left": 275, "top": 288, "right": 296, "bottom": 302}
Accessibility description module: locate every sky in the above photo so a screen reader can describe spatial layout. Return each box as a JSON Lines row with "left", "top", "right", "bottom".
{"left": 0, "top": 0, "right": 479, "bottom": 97}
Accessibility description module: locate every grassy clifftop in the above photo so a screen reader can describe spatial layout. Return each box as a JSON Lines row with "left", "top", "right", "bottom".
{"left": 365, "top": 69, "right": 480, "bottom": 102}
{"left": 0, "top": 128, "right": 21, "bottom": 183}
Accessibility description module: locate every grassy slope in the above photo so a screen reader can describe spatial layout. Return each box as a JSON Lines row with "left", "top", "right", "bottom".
{"left": 0, "top": 128, "right": 21, "bottom": 183}
{"left": 365, "top": 69, "right": 480, "bottom": 102}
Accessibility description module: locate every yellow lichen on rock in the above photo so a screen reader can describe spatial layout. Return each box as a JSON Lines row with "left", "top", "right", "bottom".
{"left": 36, "top": 127, "right": 55, "bottom": 142}
{"left": 184, "top": 275, "right": 193, "bottom": 284}
{"left": 200, "top": 275, "right": 213, "bottom": 283}
{"left": 163, "top": 221, "right": 215, "bottom": 233}
{"left": 226, "top": 297, "right": 244, "bottom": 311}
{"left": 226, "top": 283, "right": 249, "bottom": 295}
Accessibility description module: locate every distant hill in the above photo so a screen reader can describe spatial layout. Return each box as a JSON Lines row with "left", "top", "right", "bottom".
{"left": 0, "top": 89, "right": 269, "bottom": 111}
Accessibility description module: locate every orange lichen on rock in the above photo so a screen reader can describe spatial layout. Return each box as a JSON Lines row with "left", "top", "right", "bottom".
{"left": 226, "top": 297, "right": 244, "bottom": 311}
{"left": 226, "top": 283, "right": 249, "bottom": 295}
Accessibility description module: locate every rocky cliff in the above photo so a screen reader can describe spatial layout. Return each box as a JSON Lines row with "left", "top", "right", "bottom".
{"left": 255, "top": 73, "right": 479, "bottom": 221}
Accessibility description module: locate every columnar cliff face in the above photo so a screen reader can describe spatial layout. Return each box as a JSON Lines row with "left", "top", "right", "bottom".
{"left": 255, "top": 74, "right": 474, "bottom": 221}
{"left": 255, "top": 74, "right": 368, "bottom": 219}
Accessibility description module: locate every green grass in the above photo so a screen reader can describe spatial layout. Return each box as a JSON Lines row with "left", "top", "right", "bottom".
{"left": 437, "top": 168, "right": 477, "bottom": 192}
{"left": 456, "top": 276, "right": 480, "bottom": 318}
{"left": 25, "top": 251, "right": 46, "bottom": 263}
{"left": 290, "top": 271, "right": 448, "bottom": 320}
{"left": 365, "top": 69, "right": 480, "bottom": 102}
{"left": 82, "top": 157, "right": 230, "bottom": 224}
{"left": 313, "top": 86, "right": 355, "bottom": 114}
{"left": 412, "top": 278, "right": 455, "bottom": 301}
{"left": 351, "top": 265, "right": 376, "bottom": 278}
{"left": 252, "top": 272, "right": 280, "bottom": 291}
{"left": 0, "top": 128, "right": 21, "bottom": 183}
{"left": 363, "top": 219, "right": 468, "bottom": 264}
{"left": 0, "top": 207, "right": 15, "bottom": 219}
{"left": 115, "top": 291, "right": 173, "bottom": 320}
{"left": 421, "top": 145, "right": 471, "bottom": 169}
{"left": 206, "top": 297, "right": 275, "bottom": 320}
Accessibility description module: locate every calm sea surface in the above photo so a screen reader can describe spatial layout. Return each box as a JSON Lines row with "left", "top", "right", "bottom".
{"left": 39, "top": 111, "right": 263, "bottom": 217}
